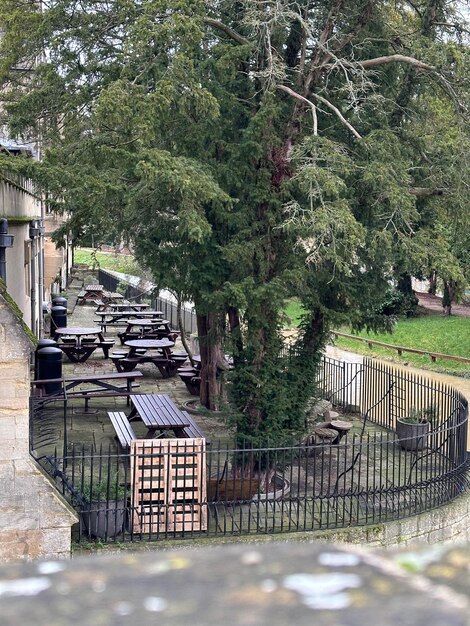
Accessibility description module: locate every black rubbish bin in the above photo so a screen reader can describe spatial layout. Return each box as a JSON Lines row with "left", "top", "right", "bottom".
{"left": 51, "top": 305, "right": 67, "bottom": 339}
{"left": 35, "top": 339, "right": 57, "bottom": 380}
{"left": 52, "top": 296, "right": 67, "bottom": 309}
{"left": 36, "top": 346, "right": 62, "bottom": 394}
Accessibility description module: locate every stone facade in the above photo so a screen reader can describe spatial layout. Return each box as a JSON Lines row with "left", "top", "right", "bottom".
{"left": 0, "top": 290, "right": 77, "bottom": 562}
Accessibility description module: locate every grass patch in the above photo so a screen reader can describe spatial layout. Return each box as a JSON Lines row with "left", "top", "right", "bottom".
{"left": 281, "top": 300, "right": 470, "bottom": 376}
{"left": 333, "top": 314, "right": 470, "bottom": 376}
{"left": 283, "top": 298, "right": 305, "bottom": 327}
{"left": 74, "top": 248, "right": 142, "bottom": 275}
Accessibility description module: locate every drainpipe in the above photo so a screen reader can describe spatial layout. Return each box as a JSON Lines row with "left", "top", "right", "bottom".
{"left": 30, "top": 232, "right": 37, "bottom": 336}
{"left": 38, "top": 211, "right": 45, "bottom": 337}
{"left": 29, "top": 219, "right": 43, "bottom": 338}
{"left": 0, "top": 218, "right": 14, "bottom": 284}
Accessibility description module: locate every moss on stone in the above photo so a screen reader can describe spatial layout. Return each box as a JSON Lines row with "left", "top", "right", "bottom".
{"left": 0, "top": 277, "right": 37, "bottom": 346}
{"left": 3, "top": 216, "right": 40, "bottom": 225}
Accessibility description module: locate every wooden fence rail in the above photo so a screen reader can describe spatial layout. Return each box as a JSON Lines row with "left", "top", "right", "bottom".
{"left": 332, "top": 331, "right": 470, "bottom": 365}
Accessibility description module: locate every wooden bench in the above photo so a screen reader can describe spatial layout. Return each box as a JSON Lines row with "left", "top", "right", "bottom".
{"left": 180, "top": 411, "right": 208, "bottom": 441}
{"left": 178, "top": 371, "right": 201, "bottom": 396}
{"left": 108, "top": 411, "right": 136, "bottom": 449}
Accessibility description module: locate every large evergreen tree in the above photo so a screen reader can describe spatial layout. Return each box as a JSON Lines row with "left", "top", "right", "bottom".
{"left": 0, "top": 0, "right": 468, "bottom": 445}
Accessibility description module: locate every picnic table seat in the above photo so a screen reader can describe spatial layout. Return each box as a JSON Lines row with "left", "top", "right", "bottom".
{"left": 117, "top": 331, "right": 140, "bottom": 345}
{"left": 97, "top": 339, "right": 115, "bottom": 358}
{"left": 179, "top": 411, "right": 208, "bottom": 442}
{"left": 114, "top": 356, "right": 142, "bottom": 372}
{"left": 170, "top": 353, "right": 188, "bottom": 366}
{"left": 178, "top": 370, "right": 201, "bottom": 396}
{"left": 60, "top": 336, "right": 77, "bottom": 344}
{"left": 57, "top": 343, "right": 98, "bottom": 363}
{"left": 108, "top": 411, "right": 136, "bottom": 449}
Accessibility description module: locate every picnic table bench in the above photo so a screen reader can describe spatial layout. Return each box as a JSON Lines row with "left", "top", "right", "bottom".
{"left": 95, "top": 302, "right": 149, "bottom": 313}
{"left": 32, "top": 371, "right": 144, "bottom": 411}
{"left": 180, "top": 411, "right": 207, "bottom": 440}
{"left": 108, "top": 411, "right": 137, "bottom": 449}
{"left": 55, "top": 327, "right": 115, "bottom": 362}
{"left": 111, "top": 339, "right": 179, "bottom": 377}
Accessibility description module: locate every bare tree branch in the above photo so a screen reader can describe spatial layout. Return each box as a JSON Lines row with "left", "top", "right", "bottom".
{"left": 355, "top": 54, "right": 435, "bottom": 71}
{"left": 277, "top": 85, "right": 317, "bottom": 135}
{"left": 311, "top": 92, "right": 362, "bottom": 139}
{"left": 304, "top": 0, "right": 344, "bottom": 95}
{"left": 409, "top": 187, "right": 446, "bottom": 197}
{"left": 278, "top": 84, "right": 361, "bottom": 139}
{"left": 204, "top": 17, "right": 251, "bottom": 46}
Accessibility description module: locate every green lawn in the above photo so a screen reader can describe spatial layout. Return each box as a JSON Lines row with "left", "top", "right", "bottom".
{"left": 74, "top": 248, "right": 142, "bottom": 275}
{"left": 282, "top": 298, "right": 470, "bottom": 376}
{"left": 334, "top": 314, "right": 470, "bottom": 376}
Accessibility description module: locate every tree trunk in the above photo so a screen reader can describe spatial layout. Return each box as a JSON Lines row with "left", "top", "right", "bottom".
{"left": 196, "top": 311, "right": 224, "bottom": 410}
{"left": 227, "top": 306, "right": 243, "bottom": 363}
{"left": 176, "top": 298, "right": 194, "bottom": 367}
{"left": 428, "top": 271, "right": 437, "bottom": 295}
{"left": 442, "top": 280, "right": 454, "bottom": 316}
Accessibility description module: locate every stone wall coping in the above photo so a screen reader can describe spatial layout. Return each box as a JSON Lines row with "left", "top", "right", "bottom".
{"left": 0, "top": 542, "right": 468, "bottom": 624}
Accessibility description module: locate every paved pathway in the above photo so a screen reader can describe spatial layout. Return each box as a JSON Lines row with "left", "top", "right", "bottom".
{"left": 416, "top": 291, "right": 470, "bottom": 316}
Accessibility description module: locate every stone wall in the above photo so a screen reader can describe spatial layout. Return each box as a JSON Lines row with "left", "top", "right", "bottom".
{"left": 0, "top": 290, "right": 77, "bottom": 561}
{"left": 273, "top": 491, "right": 470, "bottom": 549}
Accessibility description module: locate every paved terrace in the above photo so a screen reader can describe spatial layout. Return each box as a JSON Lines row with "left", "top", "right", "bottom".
{"left": 34, "top": 276, "right": 378, "bottom": 460}
{"left": 33, "top": 278, "right": 227, "bottom": 455}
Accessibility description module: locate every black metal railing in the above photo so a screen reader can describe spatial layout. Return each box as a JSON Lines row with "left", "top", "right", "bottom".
{"left": 30, "top": 357, "right": 469, "bottom": 544}
{"left": 152, "top": 296, "right": 197, "bottom": 335}
{"left": 97, "top": 268, "right": 197, "bottom": 335}
{"left": 98, "top": 269, "right": 153, "bottom": 303}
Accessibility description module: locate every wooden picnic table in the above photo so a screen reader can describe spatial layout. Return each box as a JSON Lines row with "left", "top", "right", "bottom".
{"left": 55, "top": 326, "right": 114, "bottom": 363}
{"left": 95, "top": 310, "right": 164, "bottom": 331}
{"left": 77, "top": 284, "right": 105, "bottom": 305}
{"left": 111, "top": 338, "right": 176, "bottom": 376}
{"left": 32, "top": 370, "right": 143, "bottom": 409}
{"left": 95, "top": 302, "right": 150, "bottom": 312}
{"left": 128, "top": 393, "right": 192, "bottom": 438}
{"left": 126, "top": 338, "right": 174, "bottom": 358}
{"left": 117, "top": 318, "right": 169, "bottom": 344}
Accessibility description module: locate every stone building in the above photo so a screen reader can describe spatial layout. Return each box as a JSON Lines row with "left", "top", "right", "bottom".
{"left": 0, "top": 139, "right": 71, "bottom": 337}
{"left": 0, "top": 141, "right": 76, "bottom": 561}
{"left": 0, "top": 284, "right": 76, "bottom": 561}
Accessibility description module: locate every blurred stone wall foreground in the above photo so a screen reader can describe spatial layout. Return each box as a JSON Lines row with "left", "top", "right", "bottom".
{"left": 0, "top": 542, "right": 468, "bottom": 625}
{"left": 0, "top": 290, "right": 77, "bottom": 562}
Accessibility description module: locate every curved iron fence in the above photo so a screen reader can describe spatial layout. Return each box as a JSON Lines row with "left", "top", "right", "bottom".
{"left": 31, "top": 357, "right": 468, "bottom": 543}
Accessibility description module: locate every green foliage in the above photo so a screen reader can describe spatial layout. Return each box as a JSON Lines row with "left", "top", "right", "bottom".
{"left": 73, "top": 249, "right": 143, "bottom": 276}
{"left": 400, "top": 405, "right": 437, "bottom": 425}
{"left": 82, "top": 478, "right": 126, "bottom": 503}
{"left": 377, "top": 289, "right": 419, "bottom": 319}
